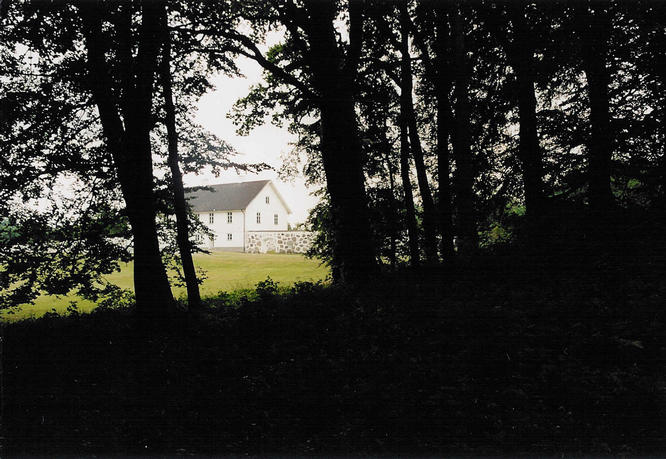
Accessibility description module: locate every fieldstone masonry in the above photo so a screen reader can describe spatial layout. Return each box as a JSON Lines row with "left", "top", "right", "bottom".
{"left": 245, "top": 231, "right": 315, "bottom": 254}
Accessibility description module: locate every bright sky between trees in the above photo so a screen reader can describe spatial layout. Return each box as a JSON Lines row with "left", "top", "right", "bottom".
{"left": 189, "top": 53, "right": 319, "bottom": 226}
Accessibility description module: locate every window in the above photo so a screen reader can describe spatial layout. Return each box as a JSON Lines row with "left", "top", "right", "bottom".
{"left": 256, "top": 212, "right": 261, "bottom": 224}
{"left": 209, "top": 212, "right": 214, "bottom": 224}
{"left": 274, "top": 214, "right": 279, "bottom": 225}
{"left": 227, "top": 212, "right": 233, "bottom": 223}
{"left": 265, "top": 196, "right": 270, "bottom": 204}
{"left": 227, "top": 233, "right": 233, "bottom": 241}
{"left": 210, "top": 235, "right": 215, "bottom": 244}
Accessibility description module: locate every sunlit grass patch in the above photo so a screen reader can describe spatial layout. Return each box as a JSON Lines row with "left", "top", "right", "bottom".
{"left": 1, "top": 251, "right": 329, "bottom": 322}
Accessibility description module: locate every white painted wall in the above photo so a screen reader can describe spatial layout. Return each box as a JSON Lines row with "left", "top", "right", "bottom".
{"left": 244, "top": 183, "right": 289, "bottom": 232}
{"left": 195, "top": 210, "right": 245, "bottom": 249}
{"left": 193, "top": 182, "right": 290, "bottom": 249}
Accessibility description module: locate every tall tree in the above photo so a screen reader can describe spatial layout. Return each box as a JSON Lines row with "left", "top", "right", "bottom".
{"left": 204, "top": 0, "right": 377, "bottom": 281}
{"left": 577, "top": 2, "right": 614, "bottom": 214}
{"left": 398, "top": 1, "right": 438, "bottom": 263}
{"left": 411, "top": 1, "right": 455, "bottom": 258}
{"left": 505, "top": 2, "right": 546, "bottom": 232}
{"left": 300, "top": 0, "right": 376, "bottom": 280}
{"left": 432, "top": 7, "right": 455, "bottom": 259}
{"left": 79, "top": 1, "right": 174, "bottom": 319}
{"left": 159, "top": 13, "right": 201, "bottom": 310}
{"left": 399, "top": 108, "right": 421, "bottom": 266}
{"left": 451, "top": 4, "right": 478, "bottom": 254}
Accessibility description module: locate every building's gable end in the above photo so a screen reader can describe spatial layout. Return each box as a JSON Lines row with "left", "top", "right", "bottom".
{"left": 245, "top": 181, "right": 291, "bottom": 215}
{"left": 265, "top": 181, "right": 292, "bottom": 215}
{"left": 245, "top": 181, "right": 289, "bottom": 231}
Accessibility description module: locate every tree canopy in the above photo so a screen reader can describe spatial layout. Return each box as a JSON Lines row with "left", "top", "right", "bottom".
{"left": 2, "top": 0, "right": 665, "bottom": 314}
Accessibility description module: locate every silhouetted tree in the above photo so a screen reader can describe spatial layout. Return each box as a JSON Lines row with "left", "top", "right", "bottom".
{"left": 201, "top": 0, "right": 377, "bottom": 281}
{"left": 506, "top": 2, "right": 546, "bottom": 225}
{"left": 576, "top": 2, "right": 614, "bottom": 215}
{"left": 398, "top": 1, "right": 438, "bottom": 263}
{"left": 451, "top": 3, "right": 478, "bottom": 254}
{"left": 79, "top": 1, "right": 174, "bottom": 319}
{"left": 159, "top": 13, "right": 201, "bottom": 310}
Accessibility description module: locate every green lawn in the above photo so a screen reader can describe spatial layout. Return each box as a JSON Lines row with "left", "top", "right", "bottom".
{"left": 1, "top": 251, "right": 329, "bottom": 322}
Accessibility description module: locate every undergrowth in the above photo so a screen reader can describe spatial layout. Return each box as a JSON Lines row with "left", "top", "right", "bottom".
{"left": 3, "top": 249, "right": 666, "bottom": 455}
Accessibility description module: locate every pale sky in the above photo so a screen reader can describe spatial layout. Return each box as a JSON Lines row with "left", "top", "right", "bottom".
{"left": 186, "top": 55, "right": 319, "bottom": 225}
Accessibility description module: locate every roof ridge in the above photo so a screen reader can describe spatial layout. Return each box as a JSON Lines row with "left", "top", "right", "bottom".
{"left": 184, "top": 179, "right": 270, "bottom": 189}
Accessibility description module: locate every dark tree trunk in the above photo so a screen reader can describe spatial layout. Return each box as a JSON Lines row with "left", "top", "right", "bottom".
{"left": 654, "top": 4, "right": 666, "bottom": 207}
{"left": 304, "top": 1, "right": 376, "bottom": 282}
{"left": 80, "top": 1, "right": 174, "bottom": 320}
{"left": 433, "top": 7, "right": 455, "bottom": 259}
{"left": 381, "top": 129, "right": 399, "bottom": 270}
{"left": 230, "top": 1, "right": 375, "bottom": 281}
{"left": 662, "top": 88, "right": 666, "bottom": 208}
{"left": 508, "top": 3, "right": 545, "bottom": 228}
{"left": 579, "top": 4, "right": 614, "bottom": 215}
{"left": 160, "top": 23, "right": 202, "bottom": 310}
{"left": 318, "top": 93, "right": 376, "bottom": 282}
{"left": 451, "top": 5, "right": 478, "bottom": 254}
{"left": 400, "top": 112, "right": 420, "bottom": 267}
{"left": 399, "top": 3, "right": 438, "bottom": 264}
{"left": 385, "top": 157, "right": 398, "bottom": 270}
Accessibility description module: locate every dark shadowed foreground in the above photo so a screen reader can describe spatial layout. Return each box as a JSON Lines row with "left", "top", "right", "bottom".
{"left": 4, "top": 229, "right": 666, "bottom": 456}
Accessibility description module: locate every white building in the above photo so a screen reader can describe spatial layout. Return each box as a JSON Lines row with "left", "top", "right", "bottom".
{"left": 187, "top": 180, "right": 292, "bottom": 251}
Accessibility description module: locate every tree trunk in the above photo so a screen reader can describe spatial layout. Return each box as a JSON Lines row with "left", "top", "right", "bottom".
{"left": 662, "top": 87, "right": 666, "bottom": 208}
{"left": 318, "top": 92, "right": 377, "bottom": 282}
{"left": 433, "top": 7, "right": 455, "bottom": 259}
{"left": 508, "top": 3, "right": 546, "bottom": 239}
{"left": 160, "top": 22, "right": 202, "bottom": 310}
{"left": 654, "top": 4, "right": 666, "bottom": 208}
{"left": 386, "top": 160, "right": 398, "bottom": 270}
{"left": 80, "top": 1, "right": 174, "bottom": 320}
{"left": 382, "top": 131, "right": 399, "bottom": 270}
{"left": 400, "top": 112, "right": 420, "bottom": 266}
{"left": 579, "top": 4, "right": 614, "bottom": 215}
{"left": 451, "top": 5, "right": 478, "bottom": 254}
{"left": 304, "top": 1, "right": 376, "bottom": 282}
{"left": 399, "top": 3, "right": 438, "bottom": 264}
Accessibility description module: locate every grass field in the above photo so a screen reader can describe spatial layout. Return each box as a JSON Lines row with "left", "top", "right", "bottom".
{"left": 1, "top": 251, "right": 329, "bottom": 322}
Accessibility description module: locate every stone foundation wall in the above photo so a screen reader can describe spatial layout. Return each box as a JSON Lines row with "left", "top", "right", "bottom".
{"left": 245, "top": 231, "right": 314, "bottom": 254}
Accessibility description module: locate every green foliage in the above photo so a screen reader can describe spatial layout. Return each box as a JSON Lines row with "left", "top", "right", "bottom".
{"left": 95, "top": 285, "right": 135, "bottom": 311}
{"left": 255, "top": 276, "right": 279, "bottom": 299}
{"left": 0, "top": 199, "right": 132, "bottom": 309}
{"left": 0, "top": 218, "right": 20, "bottom": 244}
{"left": 304, "top": 196, "right": 334, "bottom": 266}
{"left": 479, "top": 202, "right": 526, "bottom": 249}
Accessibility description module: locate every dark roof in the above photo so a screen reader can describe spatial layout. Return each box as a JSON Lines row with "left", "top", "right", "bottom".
{"left": 185, "top": 180, "right": 271, "bottom": 211}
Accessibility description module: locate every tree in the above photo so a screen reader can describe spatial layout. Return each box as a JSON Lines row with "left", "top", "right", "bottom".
{"left": 399, "top": 102, "right": 421, "bottom": 266}
{"left": 576, "top": 2, "right": 614, "bottom": 215}
{"left": 451, "top": 3, "right": 478, "bottom": 254}
{"left": 411, "top": 0, "right": 455, "bottom": 258}
{"left": 1, "top": 0, "right": 240, "bottom": 316}
{"left": 506, "top": 2, "right": 546, "bottom": 226}
{"left": 398, "top": 1, "right": 438, "bottom": 264}
{"left": 0, "top": 1, "right": 138, "bottom": 308}
{"left": 79, "top": 1, "right": 174, "bottom": 319}
{"left": 159, "top": 12, "right": 201, "bottom": 310}
{"left": 432, "top": 6, "right": 455, "bottom": 259}
{"left": 199, "top": 0, "right": 377, "bottom": 281}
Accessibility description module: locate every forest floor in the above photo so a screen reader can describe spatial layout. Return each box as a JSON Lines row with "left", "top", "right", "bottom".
{"left": 1, "top": 251, "right": 329, "bottom": 321}
{"left": 4, "top": 249, "right": 666, "bottom": 455}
